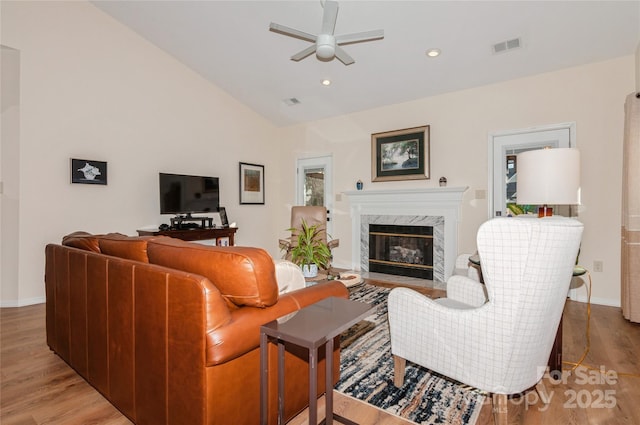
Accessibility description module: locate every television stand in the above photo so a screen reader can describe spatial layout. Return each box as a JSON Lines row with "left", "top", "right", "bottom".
{"left": 137, "top": 227, "right": 238, "bottom": 246}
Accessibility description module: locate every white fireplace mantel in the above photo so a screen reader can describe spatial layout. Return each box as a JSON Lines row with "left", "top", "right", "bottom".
{"left": 344, "top": 187, "right": 468, "bottom": 282}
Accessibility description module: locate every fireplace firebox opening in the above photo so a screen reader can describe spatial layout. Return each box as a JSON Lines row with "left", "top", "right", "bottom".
{"left": 369, "top": 224, "right": 434, "bottom": 279}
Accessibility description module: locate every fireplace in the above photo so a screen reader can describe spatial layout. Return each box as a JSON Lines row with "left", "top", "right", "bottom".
{"left": 369, "top": 224, "right": 434, "bottom": 279}
{"left": 344, "top": 187, "right": 468, "bottom": 283}
{"left": 361, "top": 215, "right": 443, "bottom": 281}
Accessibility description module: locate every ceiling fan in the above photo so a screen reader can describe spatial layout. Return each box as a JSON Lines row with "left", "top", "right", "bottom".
{"left": 269, "top": 0, "right": 384, "bottom": 66}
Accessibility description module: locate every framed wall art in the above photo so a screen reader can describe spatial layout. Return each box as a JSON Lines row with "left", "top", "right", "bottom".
{"left": 239, "top": 162, "right": 265, "bottom": 204}
{"left": 218, "top": 206, "right": 229, "bottom": 226}
{"left": 371, "top": 125, "right": 430, "bottom": 182}
{"left": 71, "top": 158, "right": 108, "bottom": 185}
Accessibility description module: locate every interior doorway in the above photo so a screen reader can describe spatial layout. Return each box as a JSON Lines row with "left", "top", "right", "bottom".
{"left": 296, "top": 155, "right": 334, "bottom": 235}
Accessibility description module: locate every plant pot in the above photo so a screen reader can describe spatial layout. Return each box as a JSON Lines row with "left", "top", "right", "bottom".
{"left": 301, "top": 264, "right": 318, "bottom": 278}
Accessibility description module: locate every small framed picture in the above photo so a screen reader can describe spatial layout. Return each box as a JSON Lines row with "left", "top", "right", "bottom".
{"left": 219, "top": 207, "right": 229, "bottom": 226}
{"left": 211, "top": 212, "right": 223, "bottom": 227}
{"left": 371, "top": 126, "right": 430, "bottom": 182}
{"left": 71, "top": 158, "right": 108, "bottom": 185}
{"left": 239, "top": 162, "right": 265, "bottom": 205}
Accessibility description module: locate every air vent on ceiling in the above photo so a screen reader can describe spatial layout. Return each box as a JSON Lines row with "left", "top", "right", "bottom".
{"left": 492, "top": 37, "right": 521, "bottom": 54}
{"left": 283, "top": 97, "right": 301, "bottom": 106}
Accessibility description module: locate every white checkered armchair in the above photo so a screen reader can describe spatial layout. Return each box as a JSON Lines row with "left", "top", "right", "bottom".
{"left": 388, "top": 216, "right": 583, "bottom": 424}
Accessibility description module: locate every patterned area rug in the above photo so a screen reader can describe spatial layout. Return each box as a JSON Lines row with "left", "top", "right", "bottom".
{"left": 337, "top": 283, "right": 486, "bottom": 425}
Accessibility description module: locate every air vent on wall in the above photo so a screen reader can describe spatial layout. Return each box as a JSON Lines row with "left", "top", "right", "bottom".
{"left": 492, "top": 37, "right": 521, "bottom": 54}
{"left": 283, "top": 97, "right": 301, "bottom": 106}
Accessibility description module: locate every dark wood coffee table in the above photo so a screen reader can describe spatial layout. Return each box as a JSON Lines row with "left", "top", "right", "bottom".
{"left": 260, "top": 297, "right": 375, "bottom": 425}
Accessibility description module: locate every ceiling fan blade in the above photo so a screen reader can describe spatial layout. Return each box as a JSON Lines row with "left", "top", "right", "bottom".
{"left": 321, "top": 1, "right": 339, "bottom": 35}
{"left": 291, "top": 45, "right": 317, "bottom": 61}
{"left": 269, "top": 22, "right": 317, "bottom": 43}
{"left": 335, "top": 29, "right": 384, "bottom": 45}
{"left": 334, "top": 46, "right": 355, "bottom": 65}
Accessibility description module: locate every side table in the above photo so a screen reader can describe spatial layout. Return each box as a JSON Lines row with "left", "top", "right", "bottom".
{"left": 260, "top": 297, "right": 375, "bottom": 425}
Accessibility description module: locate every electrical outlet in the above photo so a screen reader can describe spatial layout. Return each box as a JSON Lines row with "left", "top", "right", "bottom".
{"left": 593, "top": 260, "right": 603, "bottom": 272}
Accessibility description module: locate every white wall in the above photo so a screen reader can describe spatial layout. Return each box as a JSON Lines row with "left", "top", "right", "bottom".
{"left": 279, "top": 56, "right": 635, "bottom": 307}
{"left": 0, "top": 1, "right": 282, "bottom": 306}
{"left": 1, "top": 45, "right": 20, "bottom": 304}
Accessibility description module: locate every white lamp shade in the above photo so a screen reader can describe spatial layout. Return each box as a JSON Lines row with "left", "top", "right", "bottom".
{"left": 517, "top": 148, "right": 580, "bottom": 205}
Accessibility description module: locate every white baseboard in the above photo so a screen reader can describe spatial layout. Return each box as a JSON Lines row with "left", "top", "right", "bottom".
{"left": 0, "top": 296, "right": 46, "bottom": 308}
{"left": 332, "top": 260, "right": 354, "bottom": 271}
{"left": 568, "top": 291, "right": 620, "bottom": 307}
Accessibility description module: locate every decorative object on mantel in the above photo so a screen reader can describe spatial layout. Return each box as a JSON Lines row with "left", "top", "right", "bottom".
{"left": 70, "top": 158, "right": 107, "bottom": 185}
{"left": 356, "top": 179, "right": 364, "bottom": 190}
{"left": 371, "top": 125, "right": 430, "bottom": 182}
{"left": 439, "top": 176, "right": 447, "bottom": 187}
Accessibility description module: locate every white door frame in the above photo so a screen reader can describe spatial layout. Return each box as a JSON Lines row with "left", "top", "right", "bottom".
{"left": 296, "top": 155, "right": 334, "bottom": 234}
{"left": 488, "top": 122, "right": 580, "bottom": 301}
{"left": 488, "top": 122, "right": 576, "bottom": 218}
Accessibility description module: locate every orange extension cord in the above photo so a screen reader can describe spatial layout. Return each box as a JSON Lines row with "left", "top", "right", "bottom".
{"left": 562, "top": 270, "right": 640, "bottom": 378}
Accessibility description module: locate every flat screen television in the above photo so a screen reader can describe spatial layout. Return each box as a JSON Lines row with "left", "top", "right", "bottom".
{"left": 159, "top": 173, "right": 219, "bottom": 216}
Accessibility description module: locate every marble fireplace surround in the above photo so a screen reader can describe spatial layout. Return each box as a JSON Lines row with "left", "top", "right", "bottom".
{"left": 344, "top": 187, "right": 468, "bottom": 283}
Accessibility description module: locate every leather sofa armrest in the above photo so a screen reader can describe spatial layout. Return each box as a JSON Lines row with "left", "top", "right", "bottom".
{"left": 205, "top": 281, "right": 348, "bottom": 366}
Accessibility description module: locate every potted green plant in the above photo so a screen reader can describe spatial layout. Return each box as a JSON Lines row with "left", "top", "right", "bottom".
{"left": 287, "top": 219, "right": 332, "bottom": 278}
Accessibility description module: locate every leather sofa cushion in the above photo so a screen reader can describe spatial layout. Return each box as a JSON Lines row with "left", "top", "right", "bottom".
{"left": 98, "top": 234, "right": 151, "bottom": 263}
{"left": 62, "top": 231, "right": 101, "bottom": 252}
{"left": 147, "top": 238, "right": 279, "bottom": 308}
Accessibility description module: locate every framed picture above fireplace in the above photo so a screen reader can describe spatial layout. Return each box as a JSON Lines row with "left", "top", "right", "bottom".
{"left": 371, "top": 125, "right": 430, "bottom": 182}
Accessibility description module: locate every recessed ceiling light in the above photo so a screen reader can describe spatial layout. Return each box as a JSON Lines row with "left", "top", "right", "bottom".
{"left": 426, "top": 48, "right": 441, "bottom": 58}
{"left": 321, "top": 79, "right": 332, "bottom": 86}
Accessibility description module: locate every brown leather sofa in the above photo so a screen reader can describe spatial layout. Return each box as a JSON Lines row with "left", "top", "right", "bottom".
{"left": 45, "top": 232, "right": 348, "bottom": 424}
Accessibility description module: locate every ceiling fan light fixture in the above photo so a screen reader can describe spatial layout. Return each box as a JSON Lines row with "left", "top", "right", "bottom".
{"left": 316, "top": 34, "right": 336, "bottom": 60}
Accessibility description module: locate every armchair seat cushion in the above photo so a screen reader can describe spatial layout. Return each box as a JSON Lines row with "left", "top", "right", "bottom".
{"left": 433, "top": 297, "right": 476, "bottom": 310}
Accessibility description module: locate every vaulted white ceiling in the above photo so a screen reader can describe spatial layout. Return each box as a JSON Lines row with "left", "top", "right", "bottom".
{"left": 92, "top": 1, "right": 640, "bottom": 127}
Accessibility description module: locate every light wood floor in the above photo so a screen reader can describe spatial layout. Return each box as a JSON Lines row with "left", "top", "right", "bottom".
{"left": 2, "top": 282, "right": 639, "bottom": 425}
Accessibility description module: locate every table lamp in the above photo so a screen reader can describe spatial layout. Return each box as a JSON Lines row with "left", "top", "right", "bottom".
{"left": 517, "top": 147, "right": 580, "bottom": 217}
